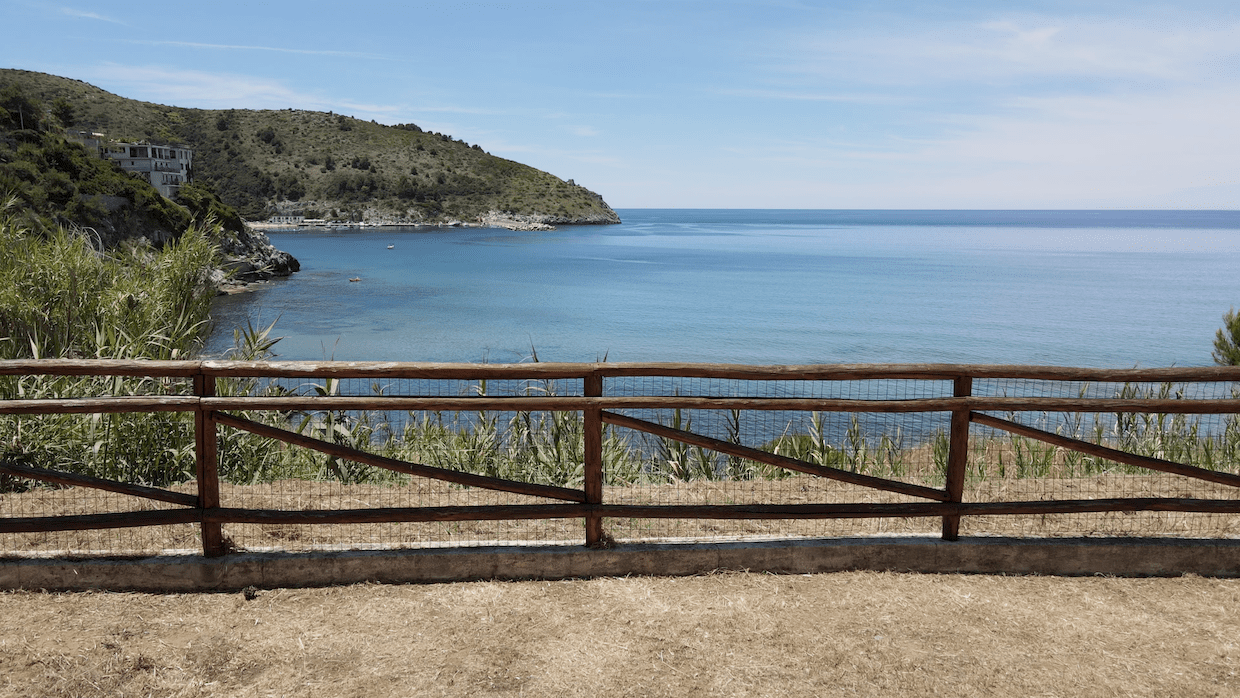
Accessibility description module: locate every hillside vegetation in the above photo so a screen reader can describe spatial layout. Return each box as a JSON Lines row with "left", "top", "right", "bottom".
{"left": 0, "top": 69, "right": 620, "bottom": 224}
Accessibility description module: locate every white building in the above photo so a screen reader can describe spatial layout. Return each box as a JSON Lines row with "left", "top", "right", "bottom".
{"left": 103, "top": 142, "right": 193, "bottom": 198}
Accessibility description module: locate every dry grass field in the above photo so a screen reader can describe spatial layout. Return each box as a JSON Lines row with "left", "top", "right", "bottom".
{"left": 4, "top": 453, "right": 1240, "bottom": 695}
{"left": 5, "top": 471, "right": 1240, "bottom": 556}
{"left": 0, "top": 571, "right": 1237, "bottom": 697}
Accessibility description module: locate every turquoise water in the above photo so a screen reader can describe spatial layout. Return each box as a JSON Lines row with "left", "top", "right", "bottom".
{"left": 205, "top": 209, "right": 1240, "bottom": 367}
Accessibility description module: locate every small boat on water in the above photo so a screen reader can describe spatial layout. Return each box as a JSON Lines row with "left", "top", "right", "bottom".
{"left": 349, "top": 277, "right": 361, "bottom": 282}
{"left": 387, "top": 244, "right": 395, "bottom": 249}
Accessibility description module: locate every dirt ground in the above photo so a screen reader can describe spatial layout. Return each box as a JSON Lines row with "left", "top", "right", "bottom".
{"left": 6, "top": 472, "right": 1239, "bottom": 556}
{"left": 0, "top": 570, "right": 1237, "bottom": 697}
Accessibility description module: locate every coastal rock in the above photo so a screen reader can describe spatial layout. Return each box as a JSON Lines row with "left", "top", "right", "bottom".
{"left": 476, "top": 206, "right": 622, "bottom": 230}
{"left": 215, "top": 224, "right": 300, "bottom": 292}
{"left": 478, "top": 212, "right": 557, "bottom": 231}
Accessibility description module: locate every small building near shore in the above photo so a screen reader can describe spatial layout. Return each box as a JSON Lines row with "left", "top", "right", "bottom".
{"left": 102, "top": 141, "right": 193, "bottom": 198}
{"left": 64, "top": 130, "right": 106, "bottom": 154}
{"left": 269, "top": 215, "right": 305, "bottom": 225}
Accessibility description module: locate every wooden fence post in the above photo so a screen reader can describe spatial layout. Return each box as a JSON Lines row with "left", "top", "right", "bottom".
{"left": 194, "top": 371, "right": 225, "bottom": 557}
{"left": 583, "top": 370, "right": 604, "bottom": 547}
{"left": 942, "top": 376, "right": 973, "bottom": 541}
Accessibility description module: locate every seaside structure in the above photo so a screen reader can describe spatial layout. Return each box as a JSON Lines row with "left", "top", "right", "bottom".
{"left": 102, "top": 141, "right": 193, "bottom": 197}
{"left": 63, "top": 129, "right": 105, "bottom": 153}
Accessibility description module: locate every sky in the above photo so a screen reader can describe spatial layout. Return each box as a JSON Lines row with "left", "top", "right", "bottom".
{"left": 3, "top": 0, "right": 1239, "bottom": 209}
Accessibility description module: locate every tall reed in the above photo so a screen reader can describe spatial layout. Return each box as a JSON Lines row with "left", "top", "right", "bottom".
{"left": 0, "top": 198, "right": 218, "bottom": 487}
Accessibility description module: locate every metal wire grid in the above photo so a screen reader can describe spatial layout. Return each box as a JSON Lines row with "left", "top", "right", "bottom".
{"left": 603, "top": 376, "right": 953, "bottom": 400}
{"left": 7, "top": 372, "right": 1240, "bottom": 555}
{"left": 1, "top": 376, "right": 201, "bottom": 556}
{"left": 0, "top": 487, "right": 200, "bottom": 556}
{"left": 262, "top": 376, "right": 584, "bottom": 398}
{"left": 600, "top": 376, "right": 953, "bottom": 542}
{"left": 961, "top": 378, "right": 1240, "bottom": 538}
{"left": 217, "top": 370, "right": 588, "bottom": 550}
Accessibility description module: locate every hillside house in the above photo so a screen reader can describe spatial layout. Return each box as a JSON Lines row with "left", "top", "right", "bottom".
{"left": 103, "top": 141, "right": 193, "bottom": 197}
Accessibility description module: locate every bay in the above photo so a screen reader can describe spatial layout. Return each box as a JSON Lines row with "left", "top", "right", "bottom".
{"left": 205, "top": 209, "right": 1240, "bottom": 367}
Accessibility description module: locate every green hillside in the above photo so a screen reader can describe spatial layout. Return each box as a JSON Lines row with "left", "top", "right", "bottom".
{"left": 0, "top": 69, "right": 620, "bottom": 225}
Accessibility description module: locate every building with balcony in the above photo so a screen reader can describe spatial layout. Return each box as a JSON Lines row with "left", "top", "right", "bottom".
{"left": 103, "top": 142, "right": 193, "bottom": 198}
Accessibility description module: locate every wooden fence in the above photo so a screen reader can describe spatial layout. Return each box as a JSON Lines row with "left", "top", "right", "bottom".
{"left": 3, "top": 359, "right": 1240, "bottom": 558}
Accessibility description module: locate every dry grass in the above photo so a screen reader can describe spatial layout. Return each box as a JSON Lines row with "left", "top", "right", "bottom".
{"left": 5, "top": 471, "right": 1240, "bottom": 556}
{"left": 0, "top": 571, "right": 1237, "bottom": 697}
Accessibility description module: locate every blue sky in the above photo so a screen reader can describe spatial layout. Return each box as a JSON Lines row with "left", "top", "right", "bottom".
{"left": 3, "top": 0, "right": 1239, "bottom": 209}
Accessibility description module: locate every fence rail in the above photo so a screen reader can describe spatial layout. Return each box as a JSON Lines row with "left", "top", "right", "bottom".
{"left": 3, "top": 360, "right": 1240, "bottom": 558}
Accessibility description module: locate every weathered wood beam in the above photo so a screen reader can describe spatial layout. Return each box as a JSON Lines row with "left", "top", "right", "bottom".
{"left": 0, "top": 462, "right": 198, "bottom": 507}
{"left": 600, "top": 410, "right": 949, "bottom": 502}
{"left": 204, "top": 504, "right": 588, "bottom": 525}
{"left": 0, "top": 509, "right": 201, "bottom": 533}
{"left": 4, "top": 359, "right": 1239, "bottom": 383}
{"left": 213, "top": 412, "right": 586, "bottom": 503}
{"left": 0, "top": 396, "right": 199, "bottom": 415}
{"left": 971, "top": 412, "right": 1240, "bottom": 489}
{"left": 0, "top": 359, "right": 201, "bottom": 377}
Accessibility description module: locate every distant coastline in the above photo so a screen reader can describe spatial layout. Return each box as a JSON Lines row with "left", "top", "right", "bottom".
{"left": 249, "top": 209, "right": 620, "bottom": 233}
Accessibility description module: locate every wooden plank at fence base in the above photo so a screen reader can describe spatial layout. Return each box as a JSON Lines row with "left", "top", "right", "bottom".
{"left": 5, "top": 498, "right": 1235, "bottom": 534}
{"left": 0, "top": 462, "right": 199, "bottom": 507}
{"left": 601, "top": 410, "right": 949, "bottom": 502}
{"left": 205, "top": 504, "right": 590, "bottom": 525}
{"left": 0, "top": 509, "right": 201, "bottom": 533}
{"left": 971, "top": 412, "right": 1240, "bottom": 490}
{"left": 213, "top": 412, "right": 587, "bottom": 503}
{"left": 595, "top": 498, "right": 1240, "bottom": 520}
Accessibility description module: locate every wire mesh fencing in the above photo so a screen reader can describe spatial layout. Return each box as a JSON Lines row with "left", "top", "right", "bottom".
{"left": 3, "top": 362, "right": 1240, "bottom": 558}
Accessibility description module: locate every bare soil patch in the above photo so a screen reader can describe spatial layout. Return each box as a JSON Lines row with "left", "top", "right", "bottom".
{"left": 0, "top": 571, "right": 1236, "bottom": 697}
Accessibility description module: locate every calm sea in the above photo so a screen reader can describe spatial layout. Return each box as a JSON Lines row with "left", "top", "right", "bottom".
{"left": 205, "top": 209, "right": 1240, "bottom": 367}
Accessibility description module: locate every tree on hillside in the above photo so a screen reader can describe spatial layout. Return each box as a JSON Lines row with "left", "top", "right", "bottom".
{"left": 0, "top": 85, "right": 45, "bottom": 131}
{"left": 1213, "top": 308, "right": 1240, "bottom": 366}
{"left": 51, "top": 98, "right": 75, "bottom": 128}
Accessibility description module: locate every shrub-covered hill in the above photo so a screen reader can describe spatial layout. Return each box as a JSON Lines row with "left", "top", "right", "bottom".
{"left": 0, "top": 69, "right": 621, "bottom": 225}
{"left": 0, "top": 82, "right": 298, "bottom": 289}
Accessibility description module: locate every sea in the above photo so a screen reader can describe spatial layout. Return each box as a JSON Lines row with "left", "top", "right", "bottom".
{"left": 204, "top": 209, "right": 1240, "bottom": 368}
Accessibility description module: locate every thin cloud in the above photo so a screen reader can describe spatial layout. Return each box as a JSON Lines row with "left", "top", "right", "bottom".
{"left": 406, "top": 105, "right": 508, "bottom": 116}
{"left": 57, "top": 7, "right": 125, "bottom": 25}
{"left": 783, "top": 15, "right": 1240, "bottom": 87}
{"left": 710, "top": 87, "right": 910, "bottom": 105}
{"left": 129, "top": 40, "right": 393, "bottom": 61}
{"left": 78, "top": 64, "right": 402, "bottom": 119}
{"left": 575, "top": 90, "right": 651, "bottom": 100}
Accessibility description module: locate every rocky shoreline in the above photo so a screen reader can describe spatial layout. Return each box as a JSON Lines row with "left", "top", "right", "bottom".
{"left": 212, "top": 225, "right": 300, "bottom": 294}
{"left": 217, "top": 207, "right": 622, "bottom": 293}
{"left": 479, "top": 209, "right": 622, "bottom": 230}
{"left": 250, "top": 209, "right": 621, "bottom": 234}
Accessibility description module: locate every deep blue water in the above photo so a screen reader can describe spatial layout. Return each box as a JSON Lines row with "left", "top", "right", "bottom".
{"left": 205, "top": 209, "right": 1240, "bottom": 367}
